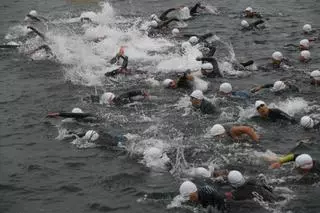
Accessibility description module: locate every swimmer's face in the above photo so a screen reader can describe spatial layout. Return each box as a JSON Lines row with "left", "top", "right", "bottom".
{"left": 189, "top": 191, "right": 199, "bottom": 202}
{"left": 169, "top": 81, "right": 177, "bottom": 89}
{"left": 190, "top": 97, "right": 202, "bottom": 107}
{"left": 272, "top": 59, "right": 281, "bottom": 66}
{"left": 257, "top": 104, "right": 269, "bottom": 117}
{"left": 245, "top": 11, "right": 253, "bottom": 17}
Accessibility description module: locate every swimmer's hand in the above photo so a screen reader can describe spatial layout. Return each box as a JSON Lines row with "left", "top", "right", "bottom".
{"left": 270, "top": 162, "right": 281, "bottom": 169}
{"left": 251, "top": 86, "right": 262, "bottom": 93}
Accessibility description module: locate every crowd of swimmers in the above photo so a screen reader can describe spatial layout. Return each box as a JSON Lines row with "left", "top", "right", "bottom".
{"left": 4, "top": 3, "right": 320, "bottom": 213}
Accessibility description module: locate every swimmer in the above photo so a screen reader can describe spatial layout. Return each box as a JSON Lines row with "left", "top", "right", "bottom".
{"left": 196, "top": 57, "right": 221, "bottom": 78}
{"left": 190, "top": 90, "right": 217, "bottom": 114}
{"left": 259, "top": 51, "right": 291, "bottom": 71}
{"left": 243, "top": 7, "right": 262, "bottom": 18}
{"left": 106, "top": 47, "right": 129, "bottom": 76}
{"left": 24, "top": 10, "right": 48, "bottom": 23}
{"left": 224, "top": 170, "right": 278, "bottom": 202}
{"left": 240, "top": 19, "right": 265, "bottom": 31}
{"left": 162, "top": 70, "right": 194, "bottom": 89}
{"left": 270, "top": 154, "right": 320, "bottom": 180}
{"left": 98, "top": 90, "right": 149, "bottom": 106}
{"left": 47, "top": 107, "right": 98, "bottom": 122}
{"left": 27, "top": 26, "right": 45, "bottom": 40}
{"left": 208, "top": 124, "right": 259, "bottom": 143}
{"left": 219, "top": 83, "right": 250, "bottom": 99}
{"left": 253, "top": 100, "right": 296, "bottom": 123}
{"left": 179, "top": 180, "right": 226, "bottom": 212}
{"left": 251, "top": 80, "right": 299, "bottom": 94}
{"left": 284, "top": 39, "right": 310, "bottom": 51}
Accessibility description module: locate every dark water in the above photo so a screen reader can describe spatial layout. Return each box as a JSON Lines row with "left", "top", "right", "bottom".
{"left": 1, "top": 0, "right": 320, "bottom": 213}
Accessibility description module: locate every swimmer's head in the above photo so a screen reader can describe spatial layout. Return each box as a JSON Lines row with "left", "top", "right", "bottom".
{"left": 219, "top": 82, "right": 232, "bottom": 94}
{"left": 310, "top": 70, "right": 320, "bottom": 81}
{"left": 84, "top": 130, "right": 99, "bottom": 142}
{"left": 201, "top": 63, "right": 213, "bottom": 73}
{"left": 149, "top": 20, "right": 158, "bottom": 28}
{"left": 190, "top": 90, "right": 204, "bottom": 107}
{"left": 188, "top": 36, "right": 199, "bottom": 45}
{"left": 255, "top": 100, "right": 268, "bottom": 117}
{"left": 162, "top": 79, "right": 176, "bottom": 88}
{"left": 181, "top": 41, "right": 192, "bottom": 52}
{"left": 241, "top": 20, "right": 249, "bottom": 28}
{"left": 150, "top": 14, "right": 159, "bottom": 21}
{"left": 303, "top": 24, "right": 312, "bottom": 34}
{"left": 300, "top": 50, "right": 311, "bottom": 62}
{"left": 272, "top": 51, "right": 283, "bottom": 65}
{"left": 299, "top": 39, "right": 310, "bottom": 50}
{"left": 72, "top": 107, "right": 83, "bottom": 113}
{"left": 100, "top": 92, "right": 115, "bottom": 104}
{"left": 29, "top": 10, "right": 38, "bottom": 17}
{"left": 272, "top": 81, "right": 286, "bottom": 92}
{"left": 300, "top": 116, "right": 314, "bottom": 129}
{"left": 209, "top": 124, "right": 226, "bottom": 138}
{"left": 172, "top": 28, "right": 180, "bottom": 36}
{"left": 295, "top": 154, "right": 313, "bottom": 171}
{"left": 179, "top": 181, "right": 198, "bottom": 201}
{"left": 228, "top": 170, "right": 245, "bottom": 188}
{"left": 244, "top": 7, "right": 253, "bottom": 17}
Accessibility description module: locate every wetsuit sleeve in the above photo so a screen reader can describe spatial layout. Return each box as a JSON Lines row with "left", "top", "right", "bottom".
{"left": 189, "top": 3, "right": 201, "bottom": 16}
{"left": 120, "top": 55, "right": 128, "bottom": 69}
{"left": 26, "top": 14, "right": 42, "bottom": 22}
{"left": 261, "top": 84, "right": 273, "bottom": 89}
{"left": 278, "top": 110, "right": 296, "bottom": 123}
{"left": 58, "top": 112, "right": 93, "bottom": 119}
{"left": 109, "top": 55, "right": 118, "bottom": 64}
{"left": 29, "top": 45, "right": 53, "bottom": 55}
{"left": 27, "top": 26, "right": 45, "bottom": 39}
{"left": 199, "top": 33, "right": 213, "bottom": 42}
{"left": 279, "top": 153, "right": 299, "bottom": 164}
{"left": 252, "top": 20, "right": 264, "bottom": 28}
{"left": 157, "top": 18, "right": 179, "bottom": 29}
{"left": 159, "top": 8, "right": 176, "bottom": 21}
{"left": 118, "top": 90, "right": 144, "bottom": 101}
{"left": 240, "top": 60, "right": 254, "bottom": 67}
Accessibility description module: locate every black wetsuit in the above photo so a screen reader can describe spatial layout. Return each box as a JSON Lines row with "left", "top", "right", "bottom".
{"left": 229, "top": 179, "right": 277, "bottom": 202}
{"left": 113, "top": 90, "right": 146, "bottom": 105}
{"left": 47, "top": 112, "right": 99, "bottom": 122}
{"left": 26, "top": 14, "right": 42, "bottom": 22}
{"left": 199, "top": 99, "right": 217, "bottom": 114}
{"left": 27, "top": 26, "right": 45, "bottom": 40}
{"left": 197, "top": 185, "right": 226, "bottom": 211}
{"left": 106, "top": 54, "right": 129, "bottom": 76}
{"left": 156, "top": 18, "right": 180, "bottom": 29}
{"left": 29, "top": 44, "right": 53, "bottom": 56}
{"left": 197, "top": 57, "right": 221, "bottom": 78}
{"left": 266, "top": 108, "right": 296, "bottom": 123}
{"left": 175, "top": 71, "right": 193, "bottom": 89}
{"left": 159, "top": 8, "right": 176, "bottom": 21}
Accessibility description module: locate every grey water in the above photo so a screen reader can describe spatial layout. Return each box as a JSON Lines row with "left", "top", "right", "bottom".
{"left": 1, "top": 0, "right": 320, "bottom": 213}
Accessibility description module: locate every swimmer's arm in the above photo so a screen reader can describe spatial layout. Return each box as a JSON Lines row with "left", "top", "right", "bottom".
{"left": 251, "top": 83, "right": 272, "bottom": 93}
{"left": 279, "top": 111, "right": 296, "bottom": 123}
{"left": 27, "top": 26, "right": 45, "bottom": 40}
{"left": 158, "top": 18, "right": 179, "bottom": 28}
{"left": 120, "top": 55, "right": 128, "bottom": 69}
{"left": 109, "top": 55, "right": 118, "bottom": 64}
{"left": 26, "top": 14, "right": 42, "bottom": 22}
{"left": 252, "top": 20, "right": 264, "bottom": 28}
{"left": 159, "top": 8, "right": 176, "bottom": 21}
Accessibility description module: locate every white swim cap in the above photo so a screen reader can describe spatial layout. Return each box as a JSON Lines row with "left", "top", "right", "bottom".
{"left": 219, "top": 83, "right": 232, "bottom": 94}
{"left": 209, "top": 124, "right": 226, "bottom": 136}
{"left": 181, "top": 41, "right": 192, "bottom": 50}
{"left": 193, "top": 167, "right": 211, "bottom": 178}
{"left": 72, "top": 108, "right": 83, "bottom": 113}
{"left": 162, "top": 79, "right": 174, "bottom": 88}
{"left": 272, "top": 51, "right": 283, "bottom": 61}
{"left": 245, "top": 7, "right": 253, "bottom": 12}
{"left": 29, "top": 10, "right": 38, "bottom": 16}
{"left": 299, "top": 39, "right": 310, "bottom": 49}
{"left": 310, "top": 70, "right": 320, "bottom": 80}
{"left": 7, "top": 41, "right": 19, "bottom": 46}
{"left": 272, "top": 81, "right": 286, "bottom": 92}
{"left": 303, "top": 24, "right": 312, "bottom": 33}
{"left": 150, "top": 20, "right": 158, "bottom": 28}
{"left": 84, "top": 130, "right": 99, "bottom": 142}
{"left": 241, "top": 20, "right": 249, "bottom": 28}
{"left": 190, "top": 90, "right": 204, "bottom": 100}
{"left": 100, "top": 92, "right": 115, "bottom": 104}
{"left": 172, "top": 28, "right": 180, "bottom": 36}
{"left": 300, "top": 50, "right": 311, "bottom": 60}
{"left": 300, "top": 116, "right": 314, "bottom": 129}
{"left": 255, "top": 100, "right": 266, "bottom": 109}
{"left": 201, "top": 63, "right": 213, "bottom": 71}
{"left": 295, "top": 154, "right": 313, "bottom": 169}
{"left": 189, "top": 36, "right": 199, "bottom": 45}
{"left": 150, "top": 14, "right": 158, "bottom": 20}
{"left": 179, "top": 181, "right": 197, "bottom": 198}
{"left": 228, "top": 170, "right": 245, "bottom": 188}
